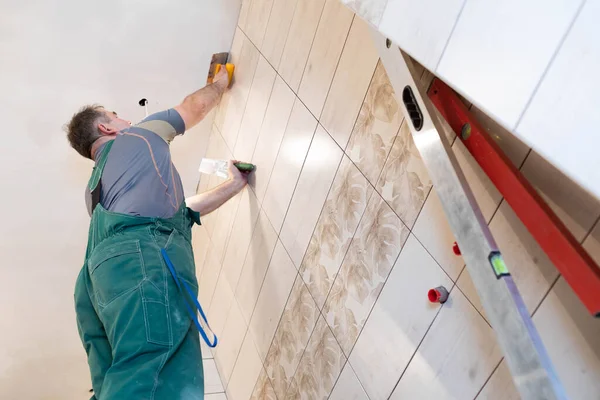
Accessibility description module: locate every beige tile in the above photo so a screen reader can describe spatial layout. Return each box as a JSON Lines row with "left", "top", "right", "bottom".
{"left": 210, "top": 191, "right": 243, "bottom": 264}
{"left": 249, "top": 241, "right": 297, "bottom": 361}
{"left": 330, "top": 362, "right": 369, "bottom": 400}
{"left": 250, "top": 77, "right": 296, "bottom": 204}
{"left": 521, "top": 151, "right": 600, "bottom": 242}
{"left": 235, "top": 211, "right": 279, "bottom": 324}
{"left": 244, "top": 0, "right": 274, "bottom": 47}
{"left": 376, "top": 121, "right": 432, "bottom": 229}
{"left": 208, "top": 273, "right": 235, "bottom": 340}
{"left": 470, "top": 106, "right": 530, "bottom": 168}
{"left": 278, "top": 0, "right": 327, "bottom": 91}
{"left": 220, "top": 34, "right": 261, "bottom": 152}
{"left": 412, "top": 189, "right": 465, "bottom": 281}
{"left": 215, "top": 28, "right": 246, "bottom": 132}
{"left": 324, "top": 193, "right": 410, "bottom": 355}
{"left": 221, "top": 187, "right": 261, "bottom": 290}
{"left": 390, "top": 290, "right": 502, "bottom": 399}
{"left": 199, "top": 246, "right": 224, "bottom": 310}
{"left": 300, "top": 156, "right": 373, "bottom": 309}
{"left": 265, "top": 277, "right": 319, "bottom": 399}
{"left": 238, "top": 0, "right": 252, "bottom": 30}
{"left": 261, "top": 0, "right": 300, "bottom": 67}
{"left": 215, "top": 299, "right": 248, "bottom": 387}
{"left": 227, "top": 334, "right": 263, "bottom": 400}
{"left": 280, "top": 125, "right": 343, "bottom": 268}
{"left": 250, "top": 368, "right": 277, "bottom": 400}
{"left": 204, "top": 358, "right": 225, "bottom": 394}
{"left": 286, "top": 316, "right": 346, "bottom": 399}
{"left": 350, "top": 235, "right": 453, "bottom": 400}
{"left": 452, "top": 138, "right": 502, "bottom": 223}
{"left": 262, "top": 99, "right": 317, "bottom": 232}
{"left": 298, "top": 0, "right": 354, "bottom": 117}
{"left": 347, "top": 61, "right": 404, "bottom": 186}
{"left": 320, "top": 16, "right": 379, "bottom": 148}
{"left": 192, "top": 225, "right": 211, "bottom": 279}
{"left": 233, "top": 56, "right": 277, "bottom": 162}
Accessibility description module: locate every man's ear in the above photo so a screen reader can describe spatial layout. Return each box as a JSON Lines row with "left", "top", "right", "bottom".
{"left": 98, "top": 123, "right": 116, "bottom": 136}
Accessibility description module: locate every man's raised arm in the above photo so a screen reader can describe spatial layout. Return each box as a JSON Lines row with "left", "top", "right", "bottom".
{"left": 174, "top": 66, "right": 230, "bottom": 131}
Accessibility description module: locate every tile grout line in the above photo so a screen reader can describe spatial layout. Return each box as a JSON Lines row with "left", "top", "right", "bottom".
{"left": 385, "top": 280, "right": 458, "bottom": 399}
{"left": 530, "top": 273, "right": 562, "bottom": 318}
{"left": 513, "top": 0, "right": 587, "bottom": 131}
{"left": 472, "top": 357, "right": 504, "bottom": 400}
{"left": 433, "top": 0, "right": 468, "bottom": 72}
{"left": 294, "top": 0, "right": 329, "bottom": 93}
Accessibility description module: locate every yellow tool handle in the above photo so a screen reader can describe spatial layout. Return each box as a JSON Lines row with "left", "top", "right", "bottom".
{"left": 214, "top": 63, "right": 235, "bottom": 87}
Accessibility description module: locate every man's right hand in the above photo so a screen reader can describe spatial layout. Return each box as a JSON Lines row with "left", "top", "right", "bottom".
{"left": 228, "top": 160, "right": 250, "bottom": 192}
{"left": 214, "top": 65, "right": 231, "bottom": 92}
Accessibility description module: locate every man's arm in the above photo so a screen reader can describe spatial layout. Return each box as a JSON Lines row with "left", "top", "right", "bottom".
{"left": 174, "top": 67, "right": 230, "bottom": 131}
{"left": 186, "top": 160, "right": 249, "bottom": 216}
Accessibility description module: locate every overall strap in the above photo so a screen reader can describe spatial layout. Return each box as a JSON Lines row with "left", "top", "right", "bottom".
{"left": 87, "top": 140, "right": 115, "bottom": 213}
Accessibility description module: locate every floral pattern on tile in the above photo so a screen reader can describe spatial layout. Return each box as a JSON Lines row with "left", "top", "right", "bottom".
{"left": 376, "top": 120, "right": 432, "bottom": 228}
{"left": 264, "top": 277, "right": 319, "bottom": 399}
{"left": 300, "top": 156, "right": 373, "bottom": 309}
{"left": 346, "top": 61, "right": 404, "bottom": 186}
{"left": 251, "top": 368, "right": 277, "bottom": 400}
{"left": 285, "top": 316, "right": 346, "bottom": 400}
{"left": 323, "top": 194, "right": 409, "bottom": 355}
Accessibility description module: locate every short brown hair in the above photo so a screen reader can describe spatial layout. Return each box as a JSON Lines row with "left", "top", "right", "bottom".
{"left": 65, "top": 105, "right": 109, "bottom": 159}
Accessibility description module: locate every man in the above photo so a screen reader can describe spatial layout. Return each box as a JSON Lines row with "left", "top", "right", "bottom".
{"left": 68, "top": 67, "right": 246, "bottom": 399}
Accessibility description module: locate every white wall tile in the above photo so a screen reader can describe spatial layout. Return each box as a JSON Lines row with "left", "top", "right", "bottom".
{"left": 204, "top": 358, "right": 225, "bottom": 394}
{"left": 379, "top": 0, "right": 466, "bottom": 69}
{"left": 390, "top": 289, "right": 502, "bottom": 399}
{"left": 412, "top": 189, "right": 464, "bottom": 281}
{"left": 330, "top": 362, "right": 369, "bottom": 400}
{"left": 249, "top": 241, "right": 297, "bottom": 361}
{"left": 350, "top": 235, "right": 452, "bottom": 400}
{"left": 280, "top": 125, "right": 343, "bottom": 267}
{"left": 437, "top": 0, "right": 583, "bottom": 128}
{"left": 516, "top": 0, "right": 600, "bottom": 201}
{"left": 205, "top": 393, "right": 227, "bottom": 400}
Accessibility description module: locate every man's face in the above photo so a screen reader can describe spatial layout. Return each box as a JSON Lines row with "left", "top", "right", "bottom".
{"left": 97, "top": 109, "right": 131, "bottom": 135}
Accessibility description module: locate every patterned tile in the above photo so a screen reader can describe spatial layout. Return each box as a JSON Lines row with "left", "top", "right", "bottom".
{"left": 376, "top": 120, "right": 432, "bottom": 229}
{"left": 323, "top": 193, "right": 410, "bottom": 355}
{"left": 320, "top": 16, "right": 379, "bottom": 148}
{"left": 264, "top": 277, "right": 319, "bottom": 399}
{"left": 346, "top": 60, "right": 404, "bottom": 186}
{"left": 280, "top": 125, "right": 343, "bottom": 268}
{"left": 300, "top": 156, "right": 373, "bottom": 309}
{"left": 250, "top": 368, "right": 277, "bottom": 400}
{"left": 285, "top": 316, "right": 346, "bottom": 399}
{"left": 249, "top": 241, "right": 297, "bottom": 361}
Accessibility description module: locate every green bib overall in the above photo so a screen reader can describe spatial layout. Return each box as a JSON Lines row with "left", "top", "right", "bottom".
{"left": 74, "top": 140, "right": 206, "bottom": 399}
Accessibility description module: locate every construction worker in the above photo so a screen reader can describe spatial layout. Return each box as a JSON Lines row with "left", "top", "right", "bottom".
{"left": 67, "top": 66, "right": 244, "bottom": 399}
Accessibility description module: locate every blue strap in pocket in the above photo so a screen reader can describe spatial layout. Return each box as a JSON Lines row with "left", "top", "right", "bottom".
{"left": 161, "top": 248, "right": 218, "bottom": 348}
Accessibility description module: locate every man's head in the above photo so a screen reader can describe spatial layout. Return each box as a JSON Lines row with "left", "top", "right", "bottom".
{"left": 66, "top": 105, "right": 131, "bottom": 159}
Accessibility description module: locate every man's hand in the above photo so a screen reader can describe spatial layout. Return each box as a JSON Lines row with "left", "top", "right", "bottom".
{"left": 213, "top": 65, "right": 231, "bottom": 92}
{"left": 228, "top": 160, "right": 250, "bottom": 192}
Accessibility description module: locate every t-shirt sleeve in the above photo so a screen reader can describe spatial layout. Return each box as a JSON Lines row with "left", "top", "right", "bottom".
{"left": 133, "top": 108, "right": 186, "bottom": 143}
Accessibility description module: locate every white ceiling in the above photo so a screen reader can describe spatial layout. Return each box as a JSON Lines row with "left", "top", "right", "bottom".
{"left": 0, "top": 0, "right": 239, "bottom": 397}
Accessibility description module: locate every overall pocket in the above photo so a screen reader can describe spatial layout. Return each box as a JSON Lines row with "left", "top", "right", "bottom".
{"left": 88, "top": 240, "right": 144, "bottom": 307}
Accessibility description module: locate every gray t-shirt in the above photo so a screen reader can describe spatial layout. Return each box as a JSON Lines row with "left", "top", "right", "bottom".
{"left": 86, "top": 109, "right": 186, "bottom": 218}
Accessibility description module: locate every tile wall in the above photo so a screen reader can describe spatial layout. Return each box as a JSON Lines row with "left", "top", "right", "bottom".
{"left": 193, "top": 0, "right": 600, "bottom": 398}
